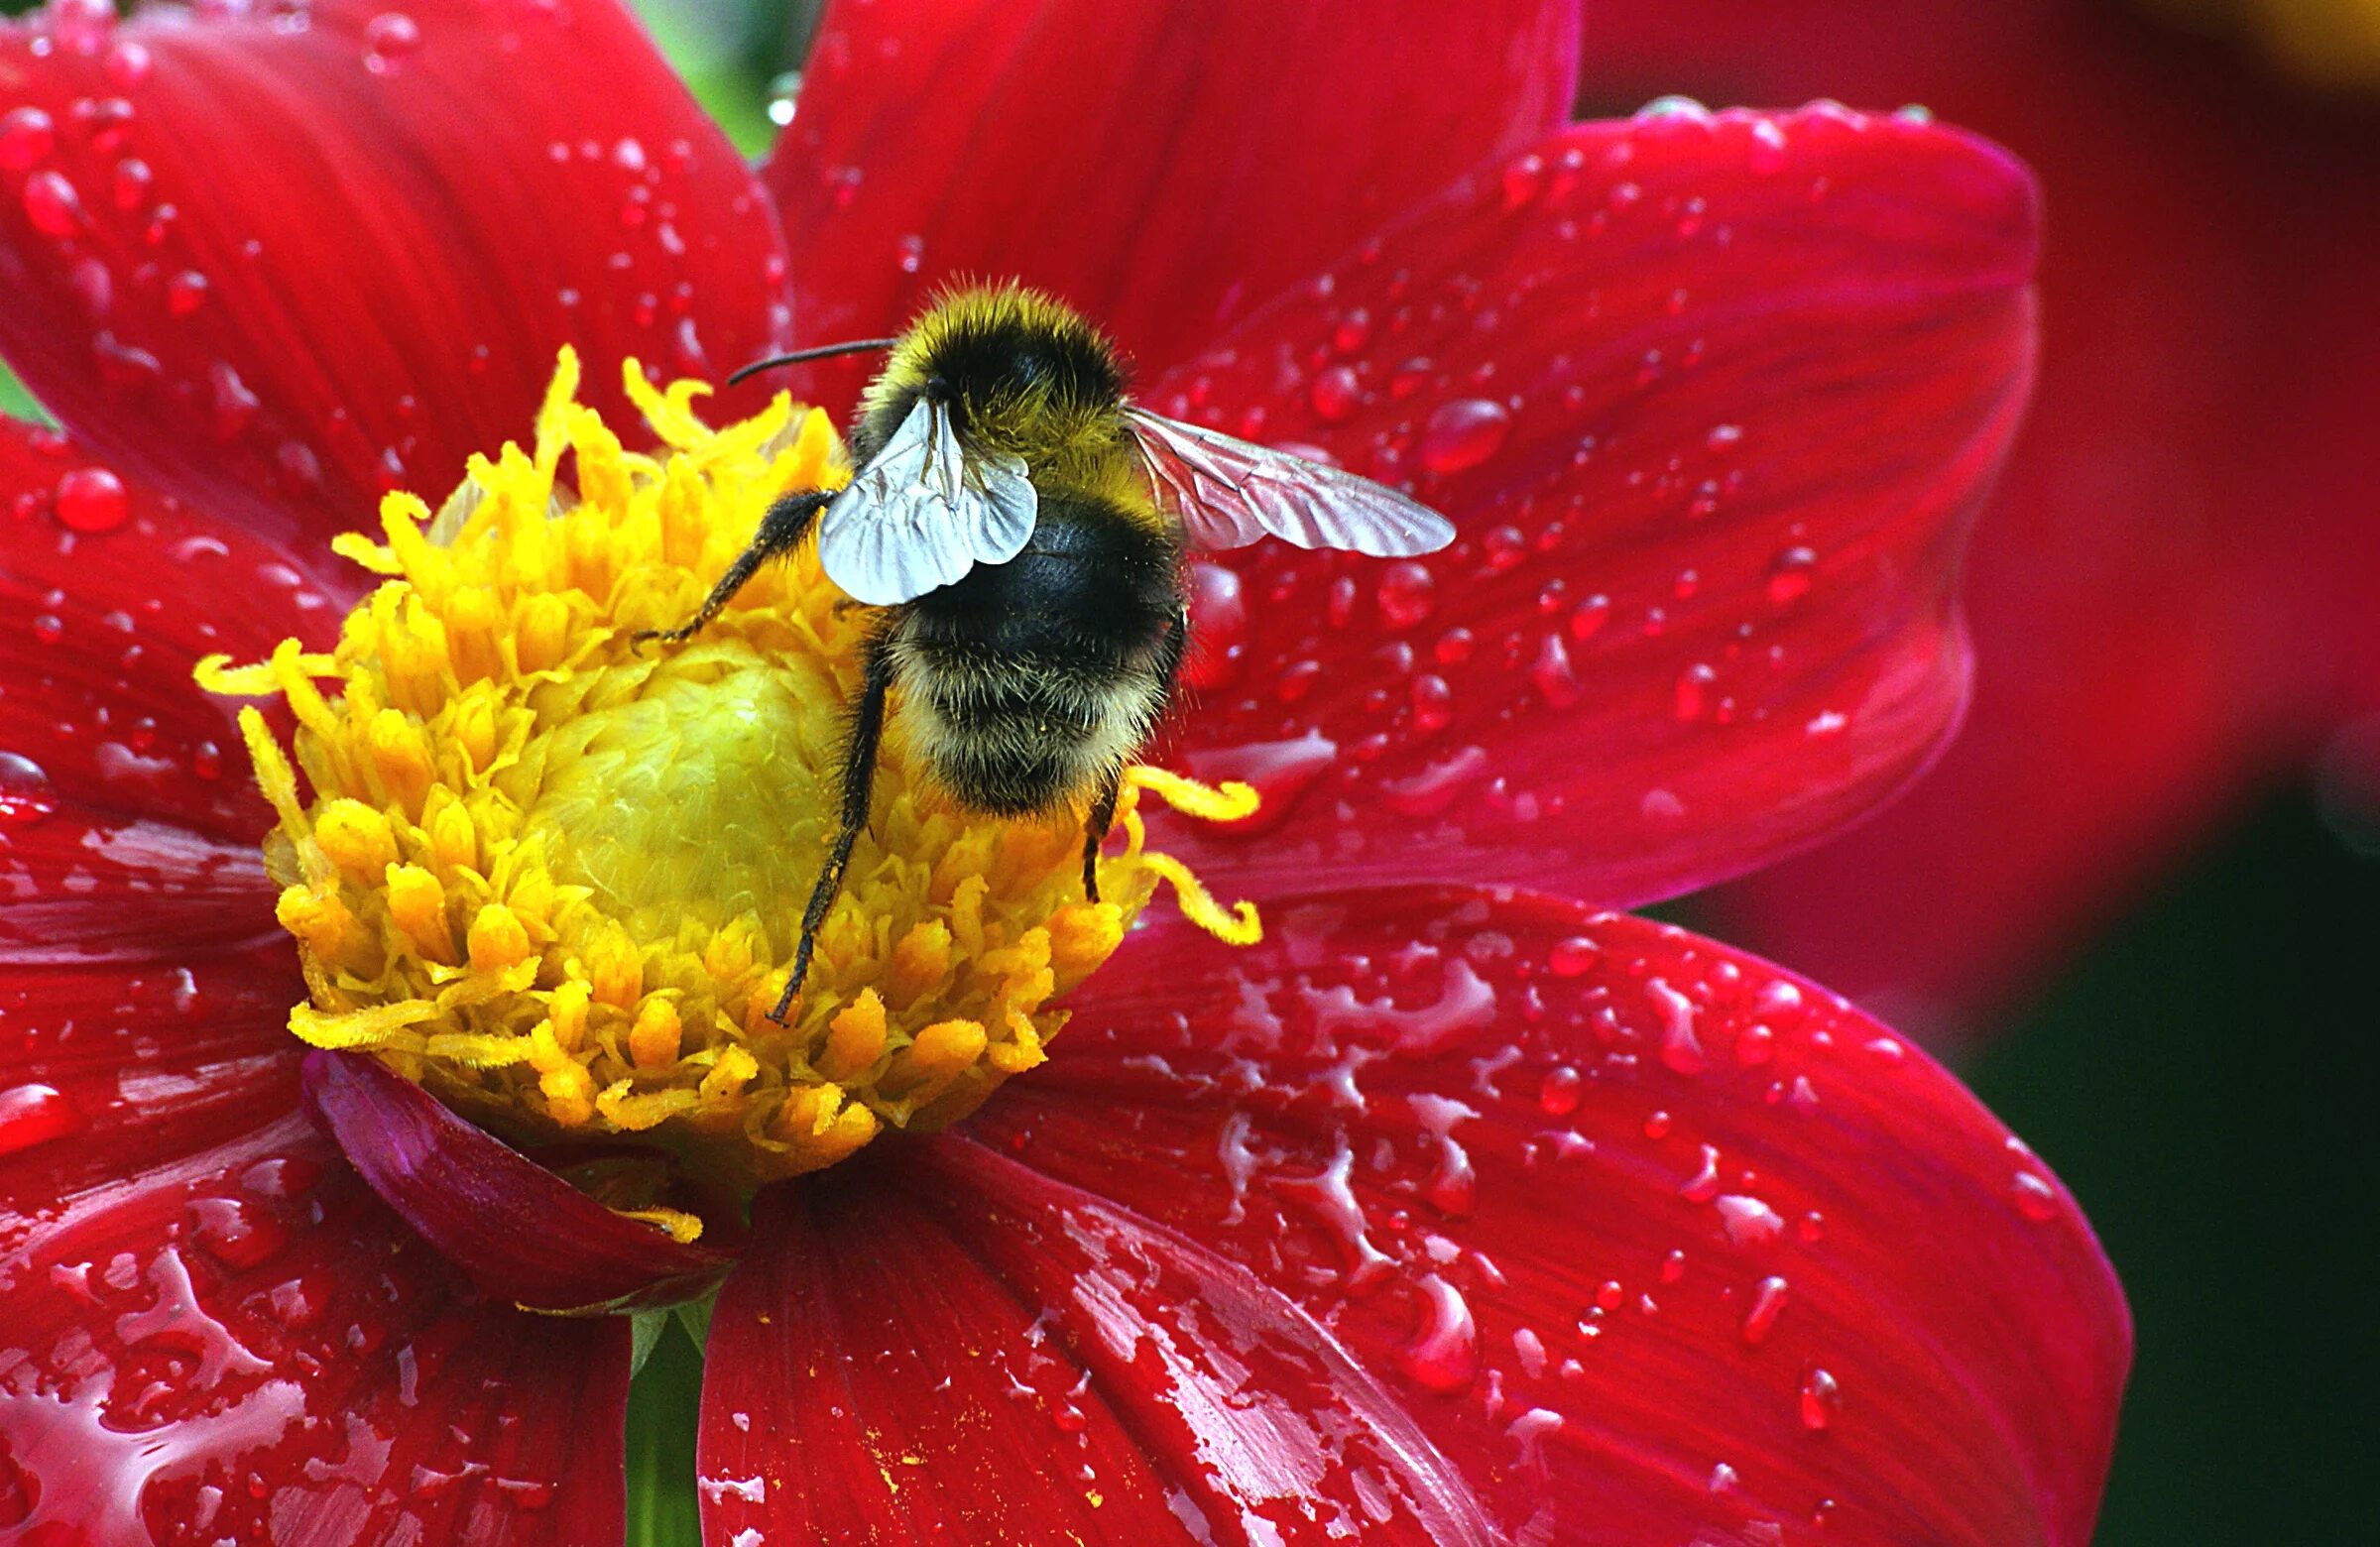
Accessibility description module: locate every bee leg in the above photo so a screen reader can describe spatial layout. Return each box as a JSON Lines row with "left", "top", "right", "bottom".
{"left": 1080, "top": 609, "right": 1187, "bottom": 904}
{"left": 773, "top": 630, "right": 896, "bottom": 1024}
{"left": 632, "top": 488, "right": 835, "bottom": 649}
{"left": 1080, "top": 766, "right": 1124, "bottom": 904}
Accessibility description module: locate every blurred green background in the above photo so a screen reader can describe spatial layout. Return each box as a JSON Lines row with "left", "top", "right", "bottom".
{"left": 4, "top": 2, "right": 2369, "bottom": 1542}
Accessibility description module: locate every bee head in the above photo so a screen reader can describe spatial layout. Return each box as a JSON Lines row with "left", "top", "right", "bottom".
{"left": 856, "top": 282, "right": 1128, "bottom": 462}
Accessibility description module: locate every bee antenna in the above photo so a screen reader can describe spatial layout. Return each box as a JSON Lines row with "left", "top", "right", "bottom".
{"left": 727, "top": 338, "right": 900, "bottom": 387}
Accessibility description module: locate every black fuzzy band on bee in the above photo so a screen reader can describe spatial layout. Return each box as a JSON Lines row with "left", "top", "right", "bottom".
{"left": 891, "top": 491, "right": 1181, "bottom": 817}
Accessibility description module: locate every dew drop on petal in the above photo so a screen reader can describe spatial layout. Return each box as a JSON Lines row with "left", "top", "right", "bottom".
{"left": 0, "top": 1082, "right": 83, "bottom": 1156}
{"left": 1417, "top": 399, "right": 1510, "bottom": 475}
{"left": 103, "top": 38, "right": 153, "bottom": 90}
{"left": 1309, "top": 363, "right": 1361, "bottom": 422}
{"left": 1767, "top": 545, "right": 1818, "bottom": 606}
{"left": 0, "top": 752, "right": 60, "bottom": 826}
{"left": 0, "top": 107, "right": 57, "bottom": 173}
{"left": 1740, "top": 1275, "right": 1790, "bottom": 1345}
{"left": 1800, "top": 1367, "right": 1843, "bottom": 1430}
{"left": 1375, "top": 560, "right": 1436, "bottom": 629}
{"left": 1181, "top": 561, "right": 1245, "bottom": 691}
{"left": 55, "top": 467, "right": 129, "bottom": 533}
{"left": 22, "top": 170, "right": 87, "bottom": 239}
{"left": 363, "top": 12, "right": 422, "bottom": 72}
{"left": 2011, "top": 1171, "right": 2062, "bottom": 1222}
{"left": 1499, "top": 152, "right": 1545, "bottom": 210}
{"left": 1398, "top": 1274, "right": 1479, "bottom": 1393}
{"left": 1547, "top": 936, "right": 1599, "bottom": 978}
{"left": 1747, "top": 118, "right": 1791, "bottom": 174}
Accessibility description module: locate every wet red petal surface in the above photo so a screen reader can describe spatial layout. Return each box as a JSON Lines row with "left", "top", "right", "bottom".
{"left": 765, "top": 0, "right": 1581, "bottom": 413}
{"left": 949, "top": 888, "right": 2128, "bottom": 1545}
{"left": 0, "top": 972, "right": 630, "bottom": 1545}
{"left": 698, "top": 1166, "right": 1496, "bottom": 1544}
{"left": 1, "top": 418, "right": 343, "bottom": 862}
{"left": 1578, "top": 0, "right": 2380, "bottom": 1021}
{"left": 0, "top": 0, "right": 792, "bottom": 544}
{"left": 1139, "top": 106, "right": 2035, "bottom": 912}
{"left": 303, "top": 1050, "right": 733, "bottom": 1314}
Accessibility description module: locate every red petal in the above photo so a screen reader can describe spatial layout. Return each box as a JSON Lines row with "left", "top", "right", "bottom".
{"left": 695, "top": 1173, "right": 1494, "bottom": 1544}
{"left": 302, "top": 1049, "right": 733, "bottom": 1314}
{"left": 1142, "top": 107, "right": 2035, "bottom": 910}
{"left": 1, "top": 417, "right": 342, "bottom": 845}
{"left": 1577, "top": 3, "right": 2380, "bottom": 1020}
{"left": 957, "top": 888, "right": 2129, "bottom": 1546}
{"left": 1, "top": 974, "right": 629, "bottom": 1544}
{"left": 764, "top": 0, "right": 1581, "bottom": 412}
{"left": 0, "top": 1, "right": 792, "bottom": 543}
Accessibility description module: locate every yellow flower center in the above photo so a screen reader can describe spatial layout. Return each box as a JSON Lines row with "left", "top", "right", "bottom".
{"left": 201, "top": 352, "right": 1257, "bottom": 1189}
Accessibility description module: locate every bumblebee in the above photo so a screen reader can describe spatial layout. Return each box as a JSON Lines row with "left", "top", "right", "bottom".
{"left": 641, "top": 284, "right": 1455, "bottom": 1020}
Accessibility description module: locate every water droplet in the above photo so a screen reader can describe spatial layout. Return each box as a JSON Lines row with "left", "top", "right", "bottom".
{"left": 1547, "top": 937, "right": 1599, "bottom": 978}
{"left": 1800, "top": 1368, "right": 1842, "bottom": 1430}
{"left": 103, "top": 38, "right": 153, "bottom": 90}
{"left": 1180, "top": 561, "right": 1245, "bottom": 690}
{"left": 165, "top": 269, "right": 209, "bottom": 316}
{"left": 1399, "top": 1275, "right": 1478, "bottom": 1392}
{"left": 1499, "top": 152, "right": 1545, "bottom": 210}
{"left": 1767, "top": 545, "right": 1818, "bottom": 606}
{"left": 1715, "top": 1194, "right": 1785, "bottom": 1249}
{"left": 1740, "top": 1275, "right": 1790, "bottom": 1345}
{"left": 1530, "top": 632, "right": 1582, "bottom": 710}
{"left": 22, "top": 170, "right": 88, "bottom": 239}
{"left": 1417, "top": 399, "right": 1510, "bottom": 475}
{"left": 895, "top": 232, "right": 924, "bottom": 274}
{"left": 1394, "top": 674, "right": 1447, "bottom": 736}
{"left": 1292, "top": 361, "right": 1360, "bottom": 425}
{"left": 1331, "top": 307, "right": 1372, "bottom": 355}
{"left": 2010, "top": 1171, "right": 2062, "bottom": 1222}
{"left": 1567, "top": 594, "right": 1610, "bottom": 643}
{"left": 1636, "top": 94, "right": 1715, "bottom": 125}
{"left": 1649, "top": 979, "right": 1706, "bottom": 1075}
{"left": 110, "top": 154, "right": 151, "bottom": 210}
{"left": 1381, "top": 745, "right": 1488, "bottom": 817}
{"left": 1674, "top": 662, "right": 1717, "bottom": 722}
{"left": 0, "top": 107, "right": 57, "bottom": 173}
{"left": 1747, "top": 118, "right": 1790, "bottom": 174}
{"left": 0, "top": 1082, "right": 83, "bottom": 1156}
{"left": 0, "top": 752, "right": 60, "bottom": 826}
{"left": 54, "top": 466, "right": 129, "bottom": 534}
{"left": 1538, "top": 1064, "right": 1582, "bottom": 1116}
{"left": 1375, "top": 560, "right": 1436, "bottom": 628}
{"left": 363, "top": 12, "right": 422, "bottom": 72}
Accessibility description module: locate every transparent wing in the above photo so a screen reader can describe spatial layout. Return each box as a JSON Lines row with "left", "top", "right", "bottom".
{"left": 818, "top": 397, "right": 1039, "bottom": 605}
{"left": 1125, "top": 408, "right": 1456, "bottom": 556}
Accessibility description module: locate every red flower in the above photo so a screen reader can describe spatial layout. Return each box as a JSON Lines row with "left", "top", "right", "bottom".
{"left": 1576, "top": 0, "right": 2380, "bottom": 1028}
{"left": 0, "top": 3, "right": 2127, "bottom": 1545}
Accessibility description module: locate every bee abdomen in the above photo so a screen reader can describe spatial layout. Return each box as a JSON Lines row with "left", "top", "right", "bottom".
{"left": 898, "top": 653, "right": 1163, "bottom": 815}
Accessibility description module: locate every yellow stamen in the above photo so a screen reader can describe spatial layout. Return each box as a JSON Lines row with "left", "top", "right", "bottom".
{"left": 205, "top": 351, "right": 1262, "bottom": 1187}
{"left": 614, "top": 1206, "right": 706, "bottom": 1246}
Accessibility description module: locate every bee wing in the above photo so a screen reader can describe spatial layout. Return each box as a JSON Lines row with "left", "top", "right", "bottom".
{"left": 817, "top": 396, "right": 1039, "bottom": 606}
{"left": 1125, "top": 407, "right": 1456, "bottom": 556}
